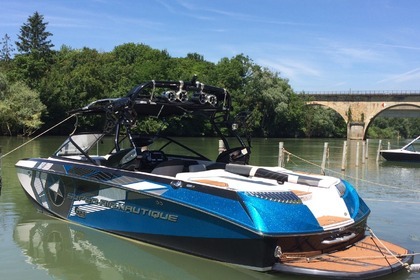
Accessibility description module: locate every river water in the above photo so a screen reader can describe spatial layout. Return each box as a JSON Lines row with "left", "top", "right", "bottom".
{"left": 0, "top": 136, "right": 419, "bottom": 280}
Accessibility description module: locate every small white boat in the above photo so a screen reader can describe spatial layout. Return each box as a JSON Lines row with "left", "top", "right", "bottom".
{"left": 380, "top": 136, "right": 420, "bottom": 162}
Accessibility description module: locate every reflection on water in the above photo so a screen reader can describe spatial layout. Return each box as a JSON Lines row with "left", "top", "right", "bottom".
{"left": 1, "top": 136, "right": 419, "bottom": 279}
{"left": 380, "top": 160, "right": 420, "bottom": 169}
{"left": 13, "top": 215, "right": 300, "bottom": 280}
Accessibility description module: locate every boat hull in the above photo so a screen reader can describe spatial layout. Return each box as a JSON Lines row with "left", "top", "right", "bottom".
{"left": 380, "top": 150, "right": 420, "bottom": 162}
{"left": 20, "top": 188, "right": 415, "bottom": 278}
{"left": 21, "top": 188, "right": 279, "bottom": 269}
{"left": 17, "top": 158, "right": 371, "bottom": 271}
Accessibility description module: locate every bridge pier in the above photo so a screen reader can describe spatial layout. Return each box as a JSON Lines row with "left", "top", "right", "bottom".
{"left": 347, "top": 122, "right": 365, "bottom": 140}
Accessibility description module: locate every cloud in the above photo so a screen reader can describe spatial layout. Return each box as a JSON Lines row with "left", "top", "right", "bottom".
{"left": 322, "top": 44, "right": 383, "bottom": 68}
{"left": 335, "top": 47, "right": 380, "bottom": 61}
{"left": 47, "top": 15, "right": 92, "bottom": 29}
{"left": 257, "top": 58, "right": 321, "bottom": 80}
{"left": 378, "top": 68, "right": 420, "bottom": 84}
{"left": 170, "top": 0, "right": 309, "bottom": 26}
{"left": 377, "top": 43, "right": 420, "bottom": 51}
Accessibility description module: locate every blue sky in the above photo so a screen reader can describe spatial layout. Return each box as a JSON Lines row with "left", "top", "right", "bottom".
{"left": 1, "top": 0, "right": 420, "bottom": 92}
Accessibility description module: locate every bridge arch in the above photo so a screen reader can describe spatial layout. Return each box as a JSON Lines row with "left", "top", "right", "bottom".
{"left": 307, "top": 101, "right": 348, "bottom": 125}
{"left": 364, "top": 103, "right": 420, "bottom": 138}
{"left": 304, "top": 91, "right": 420, "bottom": 140}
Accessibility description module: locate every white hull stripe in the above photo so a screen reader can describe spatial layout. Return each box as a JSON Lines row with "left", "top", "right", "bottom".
{"left": 124, "top": 181, "right": 168, "bottom": 193}
{"left": 16, "top": 160, "right": 38, "bottom": 168}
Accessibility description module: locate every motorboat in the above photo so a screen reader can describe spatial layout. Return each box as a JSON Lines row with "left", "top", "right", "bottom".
{"left": 380, "top": 136, "right": 420, "bottom": 162}
{"left": 16, "top": 78, "right": 415, "bottom": 278}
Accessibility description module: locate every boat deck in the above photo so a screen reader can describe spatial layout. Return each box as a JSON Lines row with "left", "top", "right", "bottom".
{"left": 316, "top": 215, "right": 350, "bottom": 227}
{"left": 179, "top": 169, "right": 354, "bottom": 230}
{"left": 274, "top": 236, "right": 412, "bottom": 278}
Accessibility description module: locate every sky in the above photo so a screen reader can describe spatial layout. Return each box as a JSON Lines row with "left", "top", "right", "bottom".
{"left": 1, "top": 0, "right": 420, "bottom": 92}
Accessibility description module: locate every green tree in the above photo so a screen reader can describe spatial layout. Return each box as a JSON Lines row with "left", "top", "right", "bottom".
{"left": 214, "top": 55, "right": 253, "bottom": 113}
{"left": 112, "top": 43, "right": 171, "bottom": 83}
{"left": 14, "top": 11, "right": 54, "bottom": 89}
{"left": 5, "top": 34, "right": 387, "bottom": 138}
{"left": 0, "top": 34, "right": 15, "bottom": 63}
{"left": 16, "top": 11, "right": 54, "bottom": 56}
{"left": 231, "top": 62, "right": 304, "bottom": 137}
{"left": 169, "top": 53, "right": 215, "bottom": 82}
{"left": 303, "top": 105, "right": 346, "bottom": 138}
{"left": 410, "top": 118, "right": 420, "bottom": 137}
{"left": 211, "top": 55, "right": 308, "bottom": 137}
{"left": 215, "top": 54, "right": 253, "bottom": 91}
{"left": 0, "top": 72, "right": 46, "bottom": 135}
{"left": 368, "top": 117, "right": 420, "bottom": 139}
{"left": 257, "top": 69, "right": 301, "bottom": 137}
{"left": 38, "top": 46, "right": 117, "bottom": 133}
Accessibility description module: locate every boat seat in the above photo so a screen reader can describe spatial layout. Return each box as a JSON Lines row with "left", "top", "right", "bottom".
{"left": 105, "top": 148, "right": 135, "bottom": 168}
{"left": 151, "top": 160, "right": 197, "bottom": 177}
{"left": 205, "top": 162, "right": 226, "bottom": 170}
{"left": 189, "top": 164, "right": 206, "bottom": 172}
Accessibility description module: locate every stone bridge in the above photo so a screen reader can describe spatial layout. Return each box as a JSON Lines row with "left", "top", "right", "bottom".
{"left": 303, "top": 90, "right": 420, "bottom": 140}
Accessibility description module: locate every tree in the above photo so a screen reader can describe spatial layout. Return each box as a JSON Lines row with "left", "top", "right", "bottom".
{"left": 0, "top": 71, "right": 46, "bottom": 135}
{"left": 16, "top": 11, "right": 54, "bottom": 57}
{"left": 169, "top": 53, "right": 215, "bottom": 83}
{"left": 229, "top": 62, "right": 304, "bottom": 137}
{"left": 38, "top": 46, "right": 117, "bottom": 133}
{"left": 0, "top": 34, "right": 15, "bottom": 63}
{"left": 14, "top": 12, "right": 54, "bottom": 89}
{"left": 302, "top": 105, "right": 346, "bottom": 138}
{"left": 215, "top": 54, "right": 253, "bottom": 91}
{"left": 112, "top": 43, "right": 171, "bottom": 82}
{"left": 368, "top": 117, "right": 420, "bottom": 139}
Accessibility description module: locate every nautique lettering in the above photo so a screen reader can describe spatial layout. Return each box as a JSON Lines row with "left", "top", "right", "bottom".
{"left": 67, "top": 193, "right": 178, "bottom": 222}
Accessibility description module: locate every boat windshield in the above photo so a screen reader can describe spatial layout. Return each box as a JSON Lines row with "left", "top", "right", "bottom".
{"left": 405, "top": 144, "right": 414, "bottom": 152}
{"left": 55, "top": 133, "right": 104, "bottom": 156}
{"left": 402, "top": 136, "right": 420, "bottom": 152}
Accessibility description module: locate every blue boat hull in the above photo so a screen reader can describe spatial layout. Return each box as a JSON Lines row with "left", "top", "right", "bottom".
{"left": 17, "top": 158, "right": 369, "bottom": 270}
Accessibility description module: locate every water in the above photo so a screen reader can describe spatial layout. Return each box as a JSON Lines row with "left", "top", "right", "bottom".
{"left": 1, "top": 136, "right": 419, "bottom": 280}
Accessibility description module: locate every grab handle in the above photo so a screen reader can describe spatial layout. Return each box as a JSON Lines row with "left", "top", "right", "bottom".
{"left": 321, "top": 233, "right": 356, "bottom": 245}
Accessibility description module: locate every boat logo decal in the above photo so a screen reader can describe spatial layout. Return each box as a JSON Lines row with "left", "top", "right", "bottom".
{"left": 47, "top": 180, "right": 65, "bottom": 207}
{"left": 68, "top": 193, "right": 178, "bottom": 222}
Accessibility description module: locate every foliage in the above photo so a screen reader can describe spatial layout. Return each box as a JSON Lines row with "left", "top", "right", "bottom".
{"left": 368, "top": 117, "right": 419, "bottom": 139}
{"left": 39, "top": 46, "right": 115, "bottom": 129}
{"left": 0, "top": 34, "right": 15, "bottom": 63}
{"left": 302, "top": 105, "right": 346, "bottom": 138}
{"left": 169, "top": 53, "right": 215, "bottom": 82}
{"left": 16, "top": 11, "right": 54, "bottom": 56}
{"left": 112, "top": 43, "right": 172, "bottom": 83}
{"left": 1, "top": 11, "right": 418, "bottom": 138}
{"left": 13, "top": 11, "right": 54, "bottom": 89}
{"left": 233, "top": 63, "right": 307, "bottom": 137}
{"left": 0, "top": 72, "right": 46, "bottom": 135}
